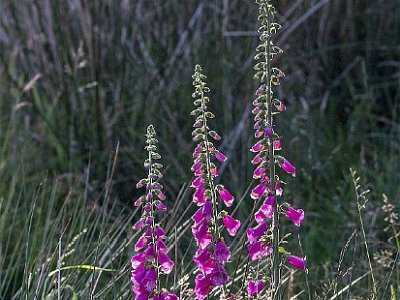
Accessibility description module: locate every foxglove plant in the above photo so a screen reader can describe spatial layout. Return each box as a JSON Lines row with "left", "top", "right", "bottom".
{"left": 246, "top": 0, "right": 306, "bottom": 297}
{"left": 190, "top": 65, "right": 240, "bottom": 299}
{"left": 131, "top": 125, "right": 178, "bottom": 300}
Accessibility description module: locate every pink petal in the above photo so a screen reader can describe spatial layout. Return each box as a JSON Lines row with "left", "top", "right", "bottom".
{"left": 288, "top": 255, "right": 307, "bottom": 270}
{"left": 222, "top": 215, "right": 241, "bottom": 236}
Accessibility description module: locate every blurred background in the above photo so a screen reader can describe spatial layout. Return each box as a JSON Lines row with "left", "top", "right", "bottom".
{"left": 0, "top": 0, "right": 399, "bottom": 298}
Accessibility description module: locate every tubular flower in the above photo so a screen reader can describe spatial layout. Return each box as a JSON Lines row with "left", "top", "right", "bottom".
{"left": 131, "top": 125, "right": 178, "bottom": 300}
{"left": 286, "top": 206, "right": 305, "bottom": 227}
{"left": 222, "top": 215, "right": 241, "bottom": 236}
{"left": 190, "top": 65, "right": 239, "bottom": 299}
{"left": 287, "top": 255, "right": 307, "bottom": 270}
{"left": 247, "top": 280, "right": 266, "bottom": 297}
{"left": 280, "top": 158, "right": 296, "bottom": 177}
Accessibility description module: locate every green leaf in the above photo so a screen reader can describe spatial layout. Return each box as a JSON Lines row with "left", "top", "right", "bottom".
{"left": 48, "top": 265, "right": 115, "bottom": 277}
{"left": 278, "top": 246, "right": 287, "bottom": 254}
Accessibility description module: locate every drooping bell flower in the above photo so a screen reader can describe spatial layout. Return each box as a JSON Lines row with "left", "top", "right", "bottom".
{"left": 251, "top": 153, "right": 263, "bottom": 165}
{"left": 191, "top": 176, "right": 204, "bottom": 188}
{"left": 209, "top": 130, "right": 222, "bottom": 141}
{"left": 247, "top": 280, "right": 265, "bottom": 297}
{"left": 247, "top": 241, "right": 272, "bottom": 261}
{"left": 247, "top": 222, "right": 267, "bottom": 244}
{"left": 218, "top": 187, "right": 234, "bottom": 207}
{"left": 251, "top": 183, "right": 266, "bottom": 200}
{"left": 250, "top": 140, "right": 264, "bottom": 153}
{"left": 264, "top": 127, "right": 273, "bottom": 138}
{"left": 215, "top": 151, "right": 227, "bottom": 162}
{"left": 275, "top": 182, "right": 283, "bottom": 196}
{"left": 142, "top": 267, "right": 158, "bottom": 292}
{"left": 214, "top": 240, "right": 231, "bottom": 264}
{"left": 273, "top": 139, "right": 282, "bottom": 150}
{"left": 191, "top": 160, "right": 203, "bottom": 173}
{"left": 287, "top": 255, "right": 307, "bottom": 270}
{"left": 253, "top": 166, "right": 265, "bottom": 179}
{"left": 158, "top": 252, "right": 174, "bottom": 274}
{"left": 133, "top": 219, "right": 145, "bottom": 231}
{"left": 134, "top": 235, "right": 148, "bottom": 251}
{"left": 274, "top": 99, "right": 286, "bottom": 112}
{"left": 222, "top": 215, "right": 241, "bottom": 236}
{"left": 194, "top": 274, "right": 213, "bottom": 300}
{"left": 286, "top": 206, "right": 304, "bottom": 227}
{"left": 280, "top": 159, "right": 296, "bottom": 177}
{"left": 210, "top": 267, "right": 229, "bottom": 286}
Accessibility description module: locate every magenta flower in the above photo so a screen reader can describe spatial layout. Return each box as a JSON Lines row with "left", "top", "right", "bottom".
{"left": 251, "top": 183, "right": 266, "bottom": 200}
{"left": 255, "top": 129, "right": 264, "bottom": 138}
{"left": 194, "top": 249, "right": 215, "bottom": 274}
{"left": 215, "top": 151, "right": 227, "bottom": 162}
{"left": 251, "top": 153, "right": 263, "bottom": 165}
{"left": 210, "top": 267, "right": 229, "bottom": 286}
{"left": 264, "top": 127, "right": 273, "bottom": 138}
{"left": 250, "top": 140, "right": 264, "bottom": 152}
{"left": 275, "top": 182, "right": 283, "bottom": 196}
{"left": 265, "top": 194, "right": 275, "bottom": 205}
{"left": 193, "top": 144, "right": 203, "bottom": 158}
{"left": 247, "top": 241, "right": 272, "bottom": 261}
{"left": 274, "top": 100, "right": 286, "bottom": 112}
{"left": 254, "top": 195, "right": 275, "bottom": 222}
{"left": 199, "top": 232, "right": 213, "bottom": 250}
{"left": 210, "top": 166, "right": 219, "bottom": 177}
{"left": 134, "top": 236, "right": 148, "bottom": 251}
{"left": 215, "top": 241, "right": 231, "bottom": 264}
{"left": 218, "top": 187, "right": 234, "bottom": 207}
{"left": 253, "top": 166, "right": 265, "bottom": 179}
{"left": 194, "top": 274, "right": 213, "bottom": 300}
{"left": 193, "top": 186, "right": 207, "bottom": 206}
{"left": 273, "top": 139, "right": 282, "bottom": 150}
{"left": 288, "top": 255, "right": 307, "bottom": 270}
{"left": 247, "top": 222, "right": 267, "bottom": 244}
{"left": 158, "top": 253, "right": 174, "bottom": 274}
{"left": 155, "top": 201, "right": 167, "bottom": 211}
{"left": 133, "top": 219, "right": 145, "bottom": 231}
{"left": 222, "top": 215, "right": 241, "bottom": 236}
{"left": 191, "top": 176, "right": 204, "bottom": 188}
{"left": 142, "top": 267, "right": 157, "bottom": 292}
{"left": 131, "top": 253, "right": 146, "bottom": 269}
{"left": 280, "top": 159, "right": 296, "bottom": 177}
{"left": 259, "top": 203, "right": 274, "bottom": 219}
{"left": 191, "top": 160, "right": 203, "bottom": 173}
{"left": 247, "top": 280, "right": 265, "bottom": 297}
{"left": 209, "top": 131, "right": 222, "bottom": 141}
{"left": 254, "top": 210, "right": 267, "bottom": 223}
{"left": 286, "top": 206, "right": 305, "bottom": 227}
{"left": 157, "top": 192, "right": 166, "bottom": 200}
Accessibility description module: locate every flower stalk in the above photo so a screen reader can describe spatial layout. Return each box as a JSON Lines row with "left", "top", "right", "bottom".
{"left": 190, "top": 65, "right": 240, "bottom": 299}
{"left": 246, "top": 0, "right": 306, "bottom": 298}
{"left": 131, "top": 125, "right": 178, "bottom": 300}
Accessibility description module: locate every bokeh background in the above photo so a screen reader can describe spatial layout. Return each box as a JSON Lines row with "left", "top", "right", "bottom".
{"left": 0, "top": 0, "right": 399, "bottom": 298}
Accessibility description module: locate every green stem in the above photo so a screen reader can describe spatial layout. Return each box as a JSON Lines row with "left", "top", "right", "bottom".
{"left": 148, "top": 143, "right": 160, "bottom": 294}
{"left": 199, "top": 86, "right": 226, "bottom": 297}
{"left": 263, "top": 6, "right": 280, "bottom": 299}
